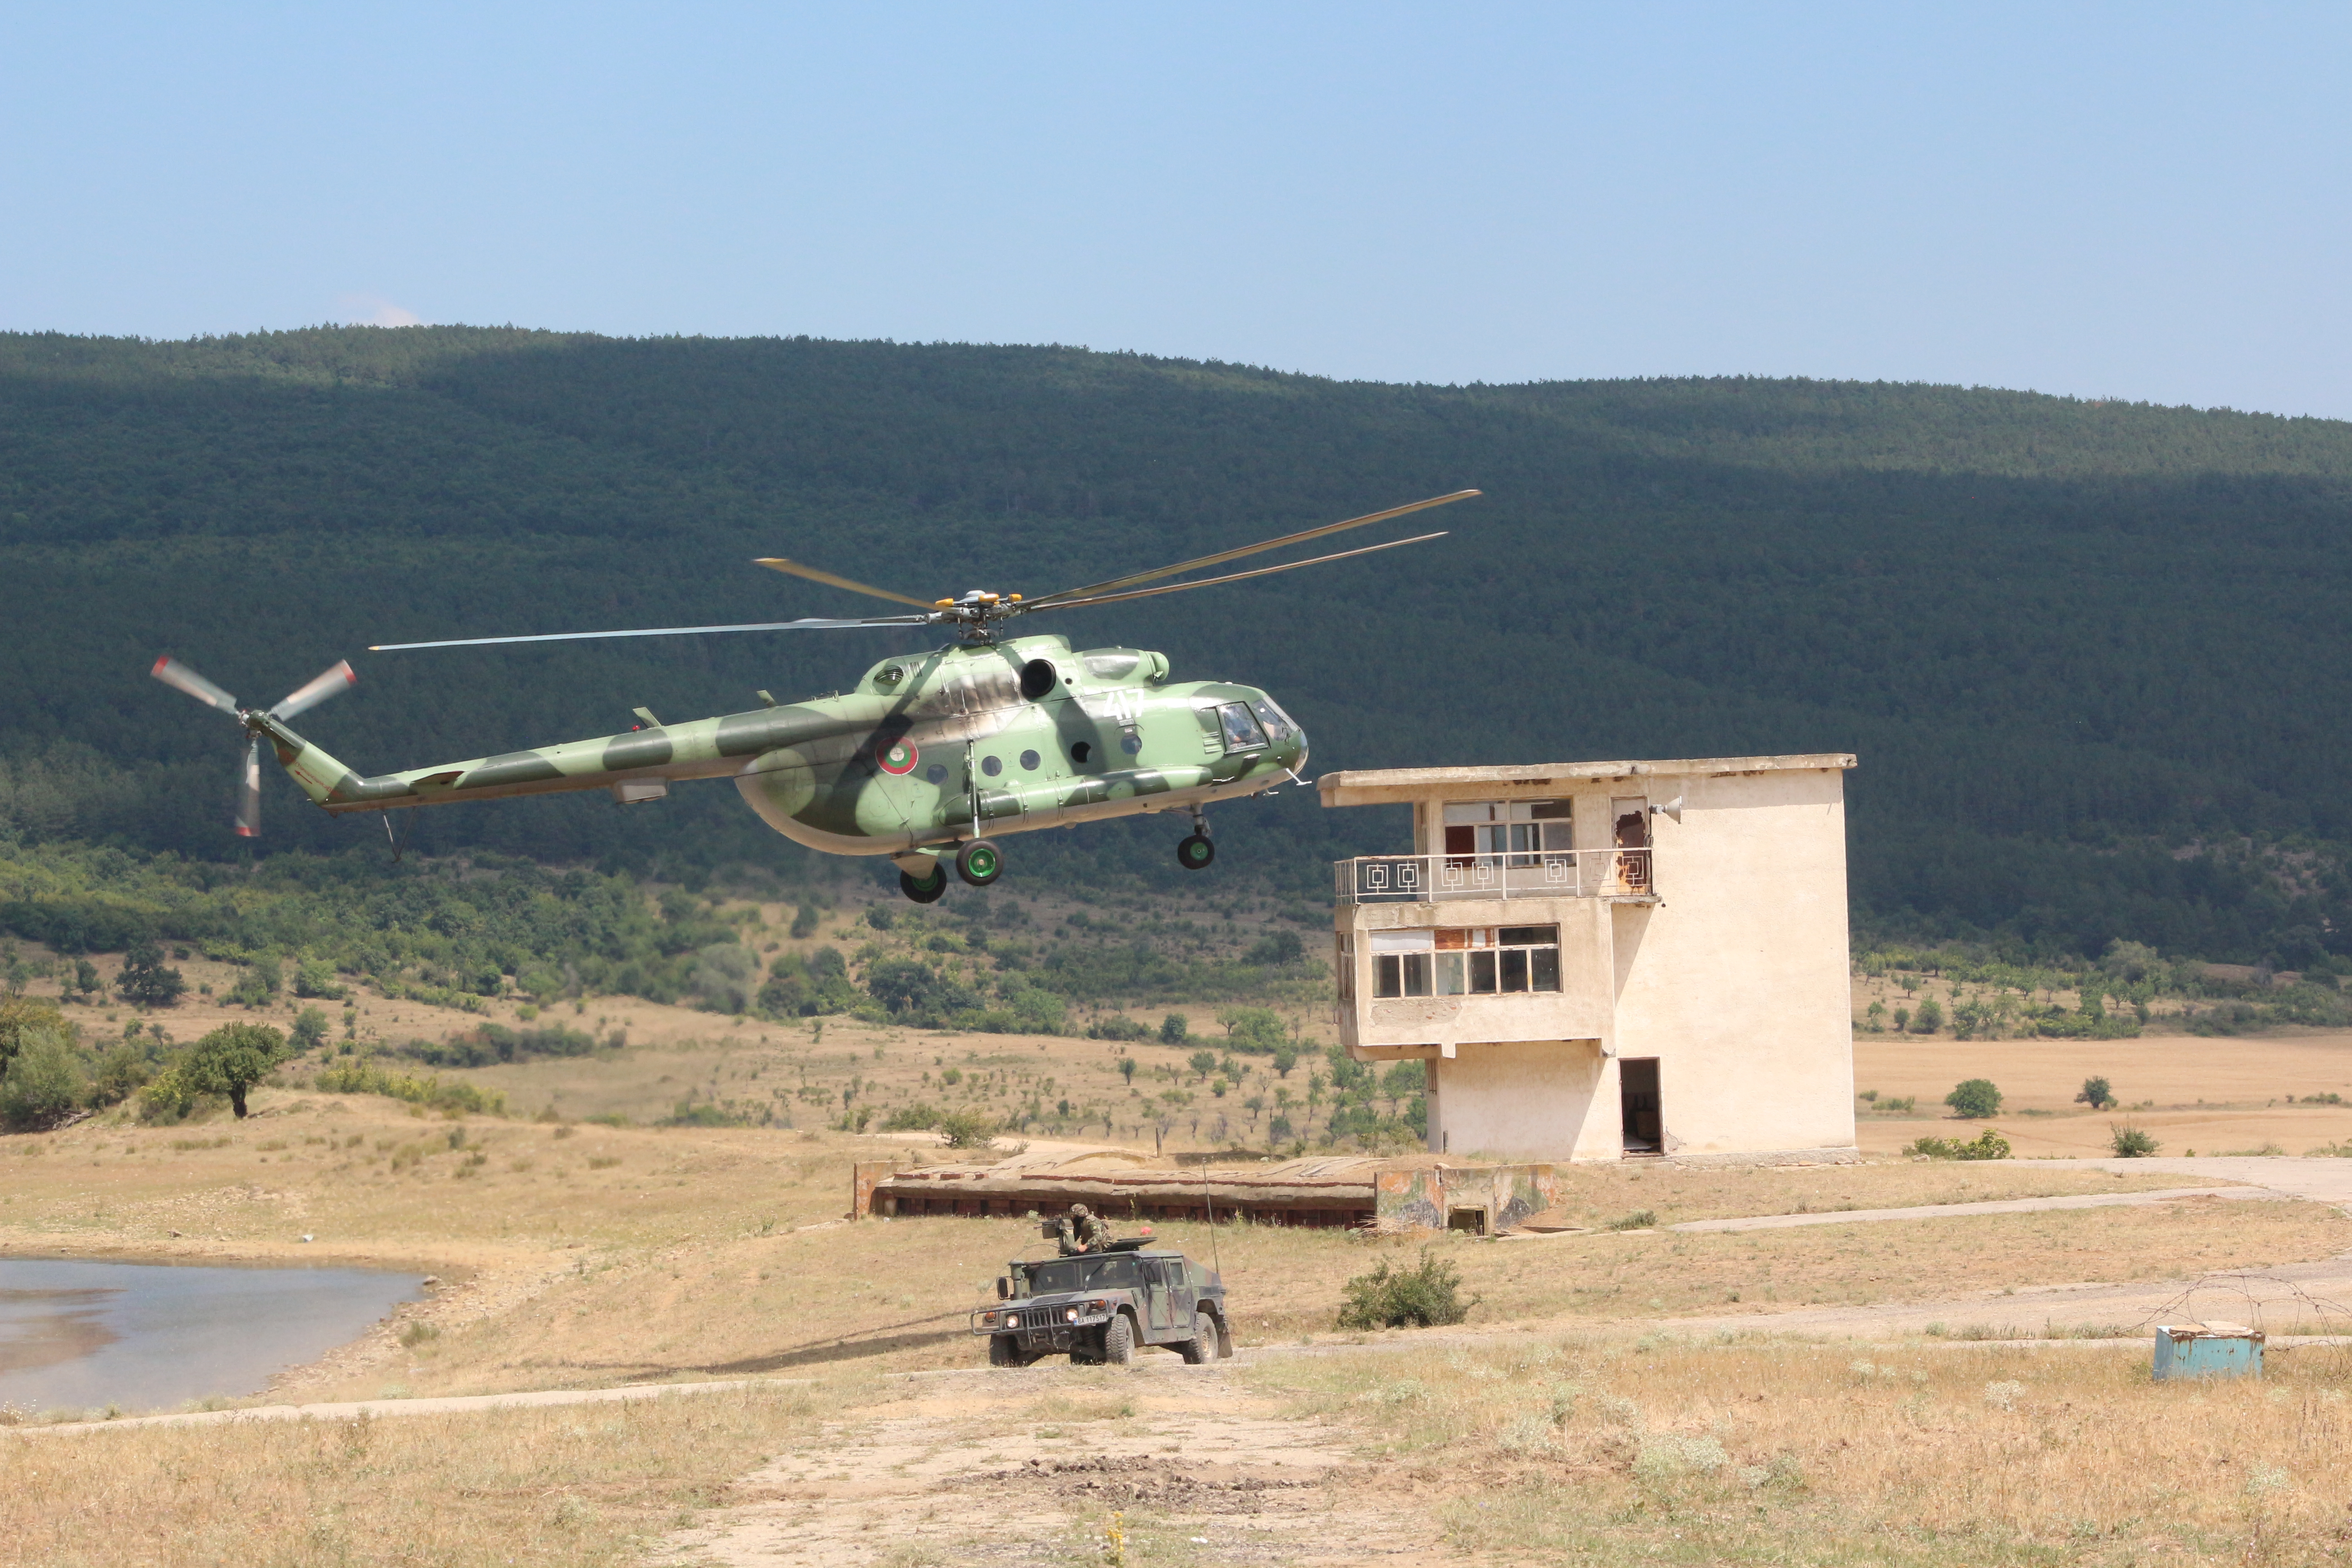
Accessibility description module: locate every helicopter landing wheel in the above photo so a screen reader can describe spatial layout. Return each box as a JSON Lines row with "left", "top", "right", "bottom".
{"left": 1176, "top": 833, "right": 1215, "bottom": 871}
{"left": 956, "top": 838, "right": 1004, "bottom": 887}
{"left": 899, "top": 863, "right": 948, "bottom": 903}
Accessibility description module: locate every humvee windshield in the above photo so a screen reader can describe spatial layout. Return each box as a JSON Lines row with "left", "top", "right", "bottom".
{"left": 1016, "top": 1255, "right": 1141, "bottom": 1297}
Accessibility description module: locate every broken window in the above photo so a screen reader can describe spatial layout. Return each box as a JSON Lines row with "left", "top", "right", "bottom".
{"left": 1431, "top": 925, "right": 1562, "bottom": 995}
{"left": 1608, "top": 797, "right": 1652, "bottom": 895}
{"left": 1217, "top": 702, "right": 1268, "bottom": 752}
{"left": 1441, "top": 799, "right": 1574, "bottom": 866}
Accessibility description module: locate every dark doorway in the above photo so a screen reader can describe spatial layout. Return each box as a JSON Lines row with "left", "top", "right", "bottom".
{"left": 1620, "top": 1058, "right": 1661, "bottom": 1154}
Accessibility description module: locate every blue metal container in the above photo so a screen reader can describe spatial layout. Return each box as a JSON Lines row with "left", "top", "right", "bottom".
{"left": 2154, "top": 1322, "right": 2263, "bottom": 1380}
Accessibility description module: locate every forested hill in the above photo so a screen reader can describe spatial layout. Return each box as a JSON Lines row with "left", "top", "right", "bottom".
{"left": 3, "top": 326, "right": 2351, "bottom": 966}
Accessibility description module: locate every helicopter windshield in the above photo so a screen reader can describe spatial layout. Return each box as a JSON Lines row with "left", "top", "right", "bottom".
{"left": 1217, "top": 702, "right": 1268, "bottom": 751}
{"left": 1249, "top": 698, "right": 1298, "bottom": 743}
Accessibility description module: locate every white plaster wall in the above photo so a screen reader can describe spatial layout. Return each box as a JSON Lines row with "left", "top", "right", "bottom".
{"left": 1336, "top": 760, "right": 1856, "bottom": 1163}
{"left": 1609, "top": 767, "right": 1856, "bottom": 1155}
{"left": 1429, "top": 1041, "right": 1614, "bottom": 1162}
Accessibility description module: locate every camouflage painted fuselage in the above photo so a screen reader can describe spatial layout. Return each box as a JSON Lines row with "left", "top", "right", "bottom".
{"left": 256, "top": 635, "right": 1308, "bottom": 858}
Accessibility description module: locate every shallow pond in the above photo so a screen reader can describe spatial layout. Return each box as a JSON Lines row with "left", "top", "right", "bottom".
{"left": 0, "top": 1257, "right": 423, "bottom": 1415}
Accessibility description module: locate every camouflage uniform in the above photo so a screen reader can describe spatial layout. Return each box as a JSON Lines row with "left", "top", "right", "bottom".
{"left": 1054, "top": 1204, "right": 1112, "bottom": 1256}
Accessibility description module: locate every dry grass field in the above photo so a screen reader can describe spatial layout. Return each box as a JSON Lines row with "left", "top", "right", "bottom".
{"left": 1243, "top": 1332, "right": 2352, "bottom": 1567}
{"left": 1854, "top": 1029, "right": 2352, "bottom": 1158}
{"left": 15, "top": 966, "right": 2352, "bottom": 1562}
{"left": 0, "top": 1079, "right": 2333, "bottom": 1416}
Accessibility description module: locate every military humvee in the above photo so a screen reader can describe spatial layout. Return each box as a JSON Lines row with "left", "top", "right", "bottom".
{"left": 971, "top": 1236, "right": 1233, "bottom": 1367}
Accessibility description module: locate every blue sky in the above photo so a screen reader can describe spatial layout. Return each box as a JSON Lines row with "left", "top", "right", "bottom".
{"left": 4, "top": 4, "right": 2347, "bottom": 416}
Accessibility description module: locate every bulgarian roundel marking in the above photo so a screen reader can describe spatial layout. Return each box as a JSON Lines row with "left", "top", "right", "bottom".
{"left": 877, "top": 739, "right": 919, "bottom": 776}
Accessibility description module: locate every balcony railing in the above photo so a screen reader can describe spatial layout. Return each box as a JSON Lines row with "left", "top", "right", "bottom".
{"left": 1333, "top": 849, "right": 1656, "bottom": 903}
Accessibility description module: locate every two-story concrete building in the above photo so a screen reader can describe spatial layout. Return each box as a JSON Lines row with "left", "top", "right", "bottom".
{"left": 1319, "top": 753, "right": 1858, "bottom": 1165}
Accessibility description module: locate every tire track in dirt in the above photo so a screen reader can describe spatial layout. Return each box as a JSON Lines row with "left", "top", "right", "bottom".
{"left": 653, "top": 1362, "right": 1446, "bottom": 1568}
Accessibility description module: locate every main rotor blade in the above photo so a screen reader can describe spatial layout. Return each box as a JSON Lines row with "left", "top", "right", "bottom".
{"left": 753, "top": 558, "right": 936, "bottom": 609}
{"left": 1022, "top": 490, "right": 1480, "bottom": 608}
{"left": 269, "top": 659, "right": 357, "bottom": 721}
{"left": 1025, "top": 531, "right": 1448, "bottom": 613}
{"left": 151, "top": 656, "right": 240, "bottom": 713}
{"left": 235, "top": 735, "right": 262, "bottom": 839}
{"left": 368, "top": 615, "right": 931, "bottom": 652}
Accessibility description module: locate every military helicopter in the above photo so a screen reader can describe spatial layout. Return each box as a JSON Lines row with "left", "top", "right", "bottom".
{"left": 150, "top": 490, "right": 1477, "bottom": 902}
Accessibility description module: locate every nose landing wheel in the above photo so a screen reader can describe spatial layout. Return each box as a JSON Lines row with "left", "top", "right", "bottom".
{"left": 956, "top": 838, "right": 1003, "bottom": 887}
{"left": 899, "top": 863, "right": 948, "bottom": 903}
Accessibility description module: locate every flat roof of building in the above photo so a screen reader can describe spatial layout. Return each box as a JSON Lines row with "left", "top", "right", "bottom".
{"left": 1317, "top": 753, "right": 1856, "bottom": 808}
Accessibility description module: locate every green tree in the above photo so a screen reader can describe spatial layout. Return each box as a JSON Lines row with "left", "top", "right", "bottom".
{"left": 116, "top": 941, "right": 186, "bottom": 1008}
{"left": 790, "top": 903, "right": 820, "bottom": 938}
{"left": 1270, "top": 1043, "right": 1299, "bottom": 1078}
{"left": 2075, "top": 1075, "right": 2115, "bottom": 1110}
{"left": 181, "top": 1022, "right": 288, "bottom": 1118}
{"left": 1160, "top": 1013, "right": 1190, "bottom": 1045}
{"left": 1187, "top": 1049, "right": 1218, "bottom": 1081}
{"left": 1944, "top": 1078, "right": 2003, "bottom": 1119}
{"left": 1117, "top": 1055, "right": 1137, "bottom": 1086}
{"left": 1910, "top": 995, "right": 1945, "bottom": 1034}
{"left": 1380, "top": 1059, "right": 1426, "bottom": 1114}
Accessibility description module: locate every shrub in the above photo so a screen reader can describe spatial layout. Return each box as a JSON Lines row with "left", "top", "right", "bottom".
{"left": 790, "top": 903, "right": 820, "bottom": 938}
{"left": 2109, "top": 1122, "right": 2160, "bottom": 1158}
{"left": 1944, "top": 1078, "right": 2003, "bottom": 1118}
{"left": 0, "top": 1023, "right": 86, "bottom": 1130}
{"left": 934, "top": 1107, "right": 1000, "bottom": 1148}
{"left": 1334, "top": 1247, "right": 1480, "bottom": 1330}
{"left": 1608, "top": 1210, "right": 1659, "bottom": 1231}
{"left": 1906, "top": 1128, "right": 2012, "bottom": 1160}
{"left": 2075, "top": 1075, "right": 2115, "bottom": 1110}
{"left": 315, "top": 1058, "right": 506, "bottom": 1116}
{"left": 289, "top": 1007, "right": 330, "bottom": 1053}
{"left": 1635, "top": 1433, "right": 1729, "bottom": 1483}
{"left": 882, "top": 1102, "right": 939, "bottom": 1132}
{"left": 1909, "top": 996, "right": 1944, "bottom": 1034}
{"left": 138, "top": 1067, "right": 205, "bottom": 1123}
{"left": 1087, "top": 1015, "right": 1152, "bottom": 1042}
{"left": 1160, "top": 1013, "right": 1190, "bottom": 1044}
{"left": 291, "top": 958, "right": 347, "bottom": 1001}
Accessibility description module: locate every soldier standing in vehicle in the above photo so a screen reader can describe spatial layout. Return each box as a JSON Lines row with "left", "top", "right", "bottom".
{"left": 1053, "top": 1203, "right": 1110, "bottom": 1256}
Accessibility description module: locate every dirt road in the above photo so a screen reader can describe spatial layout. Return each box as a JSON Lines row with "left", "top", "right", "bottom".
{"left": 652, "top": 1361, "right": 1446, "bottom": 1568}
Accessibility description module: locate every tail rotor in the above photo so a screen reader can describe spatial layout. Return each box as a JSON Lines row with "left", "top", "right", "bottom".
{"left": 150, "top": 657, "right": 356, "bottom": 837}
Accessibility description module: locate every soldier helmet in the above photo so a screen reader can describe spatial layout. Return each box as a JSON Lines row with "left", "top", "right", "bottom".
{"left": 1070, "top": 1203, "right": 1090, "bottom": 1217}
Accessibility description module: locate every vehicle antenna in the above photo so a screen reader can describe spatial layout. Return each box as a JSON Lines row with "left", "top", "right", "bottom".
{"left": 1202, "top": 1154, "right": 1221, "bottom": 1281}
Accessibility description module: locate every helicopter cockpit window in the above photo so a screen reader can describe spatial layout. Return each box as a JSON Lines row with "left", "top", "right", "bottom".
{"left": 1249, "top": 698, "right": 1298, "bottom": 743}
{"left": 1217, "top": 703, "right": 1267, "bottom": 752}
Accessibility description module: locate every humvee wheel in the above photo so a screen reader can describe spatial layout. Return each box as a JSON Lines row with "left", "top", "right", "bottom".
{"left": 1102, "top": 1312, "right": 1136, "bottom": 1366}
{"left": 987, "top": 1334, "right": 1030, "bottom": 1368}
{"left": 1176, "top": 1309, "right": 1213, "bottom": 1365}
{"left": 900, "top": 864, "right": 948, "bottom": 904}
